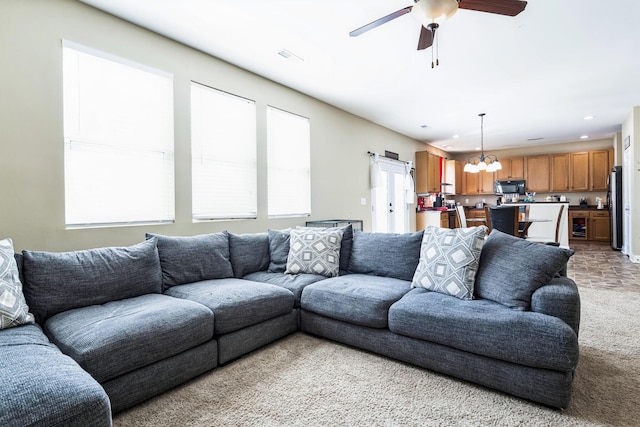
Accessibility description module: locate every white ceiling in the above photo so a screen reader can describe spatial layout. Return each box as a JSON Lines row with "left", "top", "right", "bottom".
{"left": 80, "top": 0, "right": 640, "bottom": 153}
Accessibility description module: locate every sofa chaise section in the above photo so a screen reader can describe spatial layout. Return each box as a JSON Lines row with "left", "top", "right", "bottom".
{"left": 0, "top": 324, "right": 111, "bottom": 427}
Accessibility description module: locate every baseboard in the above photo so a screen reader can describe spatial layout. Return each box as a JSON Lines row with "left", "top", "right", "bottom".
{"left": 629, "top": 253, "right": 640, "bottom": 263}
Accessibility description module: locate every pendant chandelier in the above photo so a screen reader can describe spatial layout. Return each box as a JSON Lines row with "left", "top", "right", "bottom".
{"left": 463, "top": 113, "right": 502, "bottom": 173}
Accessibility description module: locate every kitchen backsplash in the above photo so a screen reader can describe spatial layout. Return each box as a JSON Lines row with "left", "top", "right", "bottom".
{"left": 451, "top": 191, "right": 607, "bottom": 207}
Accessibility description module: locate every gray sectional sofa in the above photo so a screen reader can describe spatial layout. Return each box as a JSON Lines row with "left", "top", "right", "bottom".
{"left": 0, "top": 224, "right": 580, "bottom": 426}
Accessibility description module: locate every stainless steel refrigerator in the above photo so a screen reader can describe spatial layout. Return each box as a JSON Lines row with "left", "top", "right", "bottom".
{"left": 607, "top": 166, "right": 623, "bottom": 250}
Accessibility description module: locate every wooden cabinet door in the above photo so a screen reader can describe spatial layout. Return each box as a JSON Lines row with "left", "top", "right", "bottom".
{"left": 590, "top": 211, "right": 610, "bottom": 241}
{"left": 551, "top": 154, "right": 570, "bottom": 192}
{"left": 480, "top": 170, "right": 495, "bottom": 194}
{"left": 428, "top": 152, "right": 441, "bottom": 193}
{"left": 525, "top": 155, "right": 550, "bottom": 193}
{"left": 590, "top": 150, "right": 609, "bottom": 191}
{"left": 497, "top": 157, "right": 524, "bottom": 180}
{"left": 463, "top": 172, "right": 479, "bottom": 194}
{"left": 570, "top": 152, "right": 589, "bottom": 191}
{"left": 510, "top": 157, "right": 524, "bottom": 179}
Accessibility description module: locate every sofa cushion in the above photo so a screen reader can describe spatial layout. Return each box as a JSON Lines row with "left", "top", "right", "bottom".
{"left": 285, "top": 228, "right": 344, "bottom": 277}
{"left": 388, "top": 288, "right": 579, "bottom": 371}
{"left": 229, "top": 232, "right": 270, "bottom": 278}
{"left": 347, "top": 230, "right": 423, "bottom": 281}
{"left": 44, "top": 293, "right": 214, "bottom": 383}
{"left": 474, "top": 230, "right": 575, "bottom": 310}
{"left": 243, "top": 271, "right": 327, "bottom": 307}
{"left": 0, "top": 238, "right": 35, "bottom": 330}
{"left": 164, "top": 278, "right": 295, "bottom": 335}
{"left": 411, "top": 226, "right": 487, "bottom": 300}
{"left": 0, "top": 324, "right": 111, "bottom": 427}
{"left": 22, "top": 238, "right": 162, "bottom": 323}
{"left": 267, "top": 229, "right": 290, "bottom": 273}
{"left": 146, "top": 232, "right": 234, "bottom": 288}
{"left": 301, "top": 274, "right": 411, "bottom": 328}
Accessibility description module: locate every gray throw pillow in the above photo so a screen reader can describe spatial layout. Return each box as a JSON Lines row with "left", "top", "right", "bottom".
{"left": 228, "top": 232, "right": 270, "bottom": 278}
{"left": 285, "top": 228, "right": 344, "bottom": 277}
{"left": 267, "top": 229, "right": 291, "bottom": 273}
{"left": 298, "top": 224, "right": 353, "bottom": 274}
{"left": 474, "top": 230, "right": 575, "bottom": 310}
{"left": 146, "top": 232, "right": 234, "bottom": 288}
{"left": 412, "top": 226, "right": 488, "bottom": 300}
{"left": 22, "top": 238, "right": 162, "bottom": 323}
{"left": 0, "top": 238, "right": 35, "bottom": 330}
{"left": 348, "top": 230, "right": 423, "bottom": 282}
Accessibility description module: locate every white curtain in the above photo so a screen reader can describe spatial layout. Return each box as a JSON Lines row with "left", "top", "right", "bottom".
{"left": 370, "top": 153, "right": 383, "bottom": 189}
{"left": 404, "top": 161, "right": 415, "bottom": 205}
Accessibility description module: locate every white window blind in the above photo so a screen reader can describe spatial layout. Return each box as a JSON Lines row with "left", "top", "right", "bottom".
{"left": 62, "top": 41, "right": 174, "bottom": 227}
{"left": 191, "top": 83, "right": 257, "bottom": 220}
{"left": 267, "top": 106, "right": 311, "bottom": 218}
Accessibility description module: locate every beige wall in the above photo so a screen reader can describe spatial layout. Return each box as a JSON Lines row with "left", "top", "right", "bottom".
{"left": 0, "top": 0, "right": 425, "bottom": 252}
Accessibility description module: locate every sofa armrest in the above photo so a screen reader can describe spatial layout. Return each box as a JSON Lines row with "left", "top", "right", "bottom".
{"left": 530, "top": 277, "right": 580, "bottom": 336}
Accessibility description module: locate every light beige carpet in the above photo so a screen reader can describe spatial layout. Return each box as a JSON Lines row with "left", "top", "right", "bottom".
{"left": 114, "top": 287, "right": 640, "bottom": 426}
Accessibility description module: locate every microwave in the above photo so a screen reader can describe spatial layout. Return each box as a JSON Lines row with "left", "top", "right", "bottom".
{"left": 494, "top": 180, "right": 526, "bottom": 195}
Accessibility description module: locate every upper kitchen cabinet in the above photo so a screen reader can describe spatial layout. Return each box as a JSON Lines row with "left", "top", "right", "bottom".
{"left": 462, "top": 169, "right": 495, "bottom": 195}
{"left": 551, "top": 153, "right": 570, "bottom": 192}
{"left": 524, "top": 155, "right": 551, "bottom": 193}
{"left": 570, "top": 152, "right": 589, "bottom": 191}
{"left": 415, "top": 151, "right": 441, "bottom": 194}
{"left": 443, "top": 160, "right": 462, "bottom": 195}
{"left": 495, "top": 157, "right": 524, "bottom": 180}
{"left": 589, "top": 149, "right": 610, "bottom": 191}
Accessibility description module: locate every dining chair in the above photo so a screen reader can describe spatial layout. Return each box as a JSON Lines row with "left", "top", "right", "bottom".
{"left": 524, "top": 204, "right": 565, "bottom": 245}
{"left": 455, "top": 205, "right": 467, "bottom": 228}
{"left": 487, "top": 206, "right": 519, "bottom": 236}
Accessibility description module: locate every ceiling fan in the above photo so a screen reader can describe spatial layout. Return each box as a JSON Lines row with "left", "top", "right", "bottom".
{"left": 350, "top": 0, "right": 527, "bottom": 52}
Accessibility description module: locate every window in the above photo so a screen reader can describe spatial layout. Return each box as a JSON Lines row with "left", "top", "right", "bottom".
{"left": 267, "top": 106, "right": 311, "bottom": 218}
{"left": 191, "top": 83, "right": 257, "bottom": 220}
{"left": 63, "top": 41, "right": 174, "bottom": 227}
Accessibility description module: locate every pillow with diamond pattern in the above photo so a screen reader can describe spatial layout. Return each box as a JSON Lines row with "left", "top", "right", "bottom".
{"left": 285, "top": 229, "right": 344, "bottom": 277}
{"left": 0, "top": 238, "right": 35, "bottom": 330}
{"left": 411, "top": 226, "right": 488, "bottom": 300}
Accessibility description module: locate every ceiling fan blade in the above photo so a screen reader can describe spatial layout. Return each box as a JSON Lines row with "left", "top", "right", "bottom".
{"left": 417, "top": 25, "right": 434, "bottom": 50}
{"left": 349, "top": 6, "right": 413, "bottom": 37}
{"left": 458, "top": 0, "right": 527, "bottom": 16}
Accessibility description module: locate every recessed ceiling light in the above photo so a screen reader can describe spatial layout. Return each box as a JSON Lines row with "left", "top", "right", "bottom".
{"left": 452, "top": 134, "right": 459, "bottom": 139}
{"left": 475, "top": 147, "right": 481, "bottom": 151}
{"left": 583, "top": 115, "right": 594, "bottom": 120}
{"left": 580, "top": 135, "right": 589, "bottom": 139}
{"left": 441, "top": 144, "right": 448, "bottom": 148}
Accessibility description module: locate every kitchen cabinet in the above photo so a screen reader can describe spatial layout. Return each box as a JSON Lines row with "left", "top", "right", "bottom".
{"left": 551, "top": 153, "right": 570, "bottom": 192}
{"left": 496, "top": 157, "right": 524, "bottom": 180}
{"left": 415, "top": 151, "right": 441, "bottom": 194}
{"left": 524, "top": 155, "right": 551, "bottom": 193}
{"left": 589, "top": 150, "right": 610, "bottom": 191}
{"left": 443, "top": 160, "right": 462, "bottom": 195}
{"left": 462, "top": 170, "right": 495, "bottom": 195}
{"left": 551, "top": 152, "right": 588, "bottom": 192}
{"left": 570, "top": 152, "right": 589, "bottom": 191}
{"left": 569, "top": 209, "right": 610, "bottom": 242}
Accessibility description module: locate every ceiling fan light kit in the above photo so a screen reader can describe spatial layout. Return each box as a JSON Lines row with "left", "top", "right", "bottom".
{"left": 463, "top": 113, "right": 503, "bottom": 173}
{"left": 411, "top": 0, "right": 459, "bottom": 27}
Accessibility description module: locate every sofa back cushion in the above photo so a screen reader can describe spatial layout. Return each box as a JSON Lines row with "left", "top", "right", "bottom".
{"left": 347, "top": 230, "right": 423, "bottom": 281}
{"left": 474, "top": 230, "right": 575, "bottom": 310}
{"left": 267, "top": 229, "right": 291, "bottom": 273}
{"left": 22, "top": 238, "right": 162, "bottom": 323}
{"left": 229, "top": 232, "right": 270, "bottom": 278}
{"left": 146, "top": 232, "right": 234, "bottom": 288}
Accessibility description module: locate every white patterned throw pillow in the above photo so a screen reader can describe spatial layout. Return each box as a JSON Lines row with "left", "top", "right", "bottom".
{"left": 285, "top": 229, "right": 344, "bottom": 277}
{"left": 411, "top": 226, "right": 487, "bottom": 300}
{"left": 0, "top": 238, "right": 35, "bottom": 330}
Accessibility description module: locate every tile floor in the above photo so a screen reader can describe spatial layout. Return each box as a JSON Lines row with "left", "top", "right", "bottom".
{"left": 567, "top": 241, "right": 640, "bottom": 292}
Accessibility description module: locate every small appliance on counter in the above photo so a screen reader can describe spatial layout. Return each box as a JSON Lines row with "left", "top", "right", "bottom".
{"left": 579, "top": 197, "right": 588, "bottom": 208}
{"left": 596, "top": 197, "right": 604, "bottom": 209}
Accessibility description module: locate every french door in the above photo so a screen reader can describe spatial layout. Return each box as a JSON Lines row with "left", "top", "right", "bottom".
{"left": 371, "top": 159, "right": 410, "bottom": 233}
